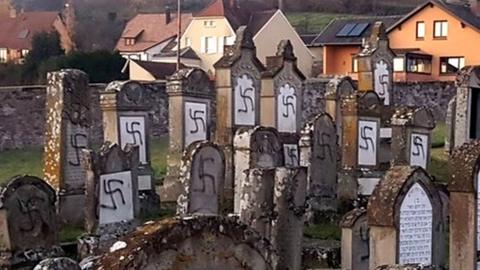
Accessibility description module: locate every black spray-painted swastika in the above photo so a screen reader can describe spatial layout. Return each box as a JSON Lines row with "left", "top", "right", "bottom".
{"left": 282, "top": 95, "right": 296, "bottom": 118}
{"left": 100, "top": 179, "right": 126, "bottom": 210}
{"left": 69, "top": 133, "right": 87, "bottom": 167}
{"left": 189, "top": 109, "right": 206, "bottom": 134}
{"left": 286, "top": 146, "right": 299, "bottom": 166}
{"left": 359, "top": 126, "right": 375, "bottom": 152}
{"left": 126, "top": 121, "right": 143, "bottom": 145}
{"left": 316, "top": 132, "right": 333, "bottom": 162}
{"left": 379, "top": 74, "right": 389, "bottom": 96}
{"left": 238, "top": 86, "right": 254, "bottom": 113}
{"left": 412, "top": 136, "right": 426, "bottom": 159}
{"left": 194, "top": 155, "right": 216, "bottom": 194}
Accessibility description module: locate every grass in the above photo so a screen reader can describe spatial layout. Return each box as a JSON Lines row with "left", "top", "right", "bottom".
{"left": 304, "top": 223, "right": 341, "bottom": 240}
{"left": 0, "top": 146, "right": 43, "bottom": 184}
{"left": 150, "top": 136, "right": 169, "bottom": 183}
{"left": 59, "top": 226, "right": 85, "bottom": 243}
{"left": 286, "top": 12, "right": 355, "bottom": 34}
{"left": 428, "top": 122, "right": 448, "bottom": 183}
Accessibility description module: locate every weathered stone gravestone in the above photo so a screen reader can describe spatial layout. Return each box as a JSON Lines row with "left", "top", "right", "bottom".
{"left": 453, "top": 66, "right": 480, "bottom": 148}
{"left": 93, "top": 216, "right": 278, "bottom": 270}
{"left": 356, "top": 22, "right": 395, "bottom": 106}
{"left": 43, "top": 69, "right": 90, "bottom": 226}
{"left": 0, "top": 176, "right": 62, "bottom": 268}
{"left": 300, "top": 112, "right": 338, "bottom": 211}
{"left": 214, "top": 26, "right": 264, "bottom": 198}
{"left": 163, "top": 68, "right": 215, "bottom": 204}
{"left": 233, "top": 126, "right": 283, "bottom": 213}
{"left": 340, "top": 208, "right": 369, "bottom": 270}
{"left": 445, "top": 96, "right": 456, "bottom": 154}
{"left": 100, "top": 80, "right": 160, "bottom": 216}
{"left": 272, "top": 167, "right": 308, "bottom": 270}
{"left": 34, "top": 257, "right": 80, "bottom": 270}
{"left": 177, "top": 141, "right": 225, "bottom": 216}
{"left": 392, "top": 107, "right": 436, "bottom": 169}
{"left": 448, "top": 140, "right": 480, "bottom": 270}
{"left": 81, "top": 143, "right": 140, "bottom": 256}
{"left": 368, "top": 166, "right": 446, "bottom": 269}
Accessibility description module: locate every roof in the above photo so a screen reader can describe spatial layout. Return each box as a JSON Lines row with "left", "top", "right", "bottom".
{"left": 389, "top": 0, "right": 480, "bottom": 33}
{"left": 0, "top": 11, "right": 60, "bottom": 50}
{"left": 311, "top": 16, "right": 403, "bottom": 46}
{"left": 154, "top": 46, "right": 200, "bottom": 60}
{"left": 128, "top": 59, "right": 186, "bottom": 80}
{"left": 116, "top": 13, "right": 193, "bottom": 53}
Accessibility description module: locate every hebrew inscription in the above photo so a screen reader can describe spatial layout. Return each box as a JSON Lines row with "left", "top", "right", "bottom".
{"left": 399, "top": 183, "right": 433, "bottom": 265}
{"left": 120, "top": 116, "right": 147, "bottom": 164}
{"left": 374, "top": 60, "right": 390, "bottom": 106}
{"left": 277, "top": 84, "right": 297, "bottom": 133}
{"left": 358, "top": 120, "right": 378, "bottom": 166}
{"left": 99, "top": 171, "right": 134, "bottom": 225}
{"left": 410, "top": 133, "right": 429, "bottom": 169}
{"left": 234, "top": 74, "right": 256, "bottom": 126}
{"left": 184, "top": 102, "right": 208, "bottom": 148}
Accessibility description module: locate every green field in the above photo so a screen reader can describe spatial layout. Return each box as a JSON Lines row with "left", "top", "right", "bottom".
{"left": 286, "top": 12, "right": 359, "bottom": 34}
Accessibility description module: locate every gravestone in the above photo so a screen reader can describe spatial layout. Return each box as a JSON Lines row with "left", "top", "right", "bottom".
{"left": 93, "top": 216, "right": 278, "bottom": 270}
{"left": 163, "top": 68, "right": 215, "bottom": 203}
{"left": 454, "top": 66, "right": 480, "bottom": 148}
{"left": 340, "top": 208, "right": 369, "bottom": 270}
{"left": 272, "top": 167, "right": 308, "bottom": 270}
{"left": 448, "top": 140, "right": 480, "bottom": 270}
{"left": 43, "top": 69, "right": 90, "bottom": 226}
{"left": 177, "top": 141, "right": 225, "bottom": 216}
{"left": 233, "top": 126, "right": 283, "bottom": 213}
{"left": 445, "top": 96, "right": 456, "bottom": 153}
{"left": 356, "top": 22, "right": 395, "bottom": 106}
{"left": 300, "top": 112, "right": 338, "bottom": 211}
{"left": 81, "top": 143, "right": 140, "bottom": 255}
{"left": 375, "top": 266, "right": 435, "bottom": 270}
{"left": 0, "top": 176, "right": 62, "bottom": 268}
{"left": 239, "top": 168, "right": 276, "bottom": 238}
{"left": 214, "top": 26, "right": 264, "bottom": 199}
{"left": 99, "top": 80, "right": 160, "bottom": 216}
{"left": 392, "top": 107, "right": 436, "bottom": 169}
{"left": 34, "top": 257, "right": 80, "bottom": 270}
{"left": 368, "top": 166, "right": 445, "bottom": 269}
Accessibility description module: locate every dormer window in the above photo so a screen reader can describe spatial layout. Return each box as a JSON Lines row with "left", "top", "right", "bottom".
{"left": 125, "top": 38, "right": 136, "bottom": 46}
{"left": 204, "top": 20, "right": 216, "bottom": 28}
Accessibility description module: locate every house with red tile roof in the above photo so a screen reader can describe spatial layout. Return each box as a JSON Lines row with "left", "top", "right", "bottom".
{"left": 0, "top": 5, "right": 73, "bottom": 64}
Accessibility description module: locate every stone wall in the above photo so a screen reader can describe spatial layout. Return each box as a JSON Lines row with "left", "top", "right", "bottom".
{"left": 0, "top": 80, "right": 455, "bottom": 151}
{"left": 0, "top": 82, "right": 168, "bottom": 151}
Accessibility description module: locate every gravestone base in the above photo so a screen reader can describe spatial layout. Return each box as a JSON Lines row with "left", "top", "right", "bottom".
{"left": 0, "top": 246, "right": 64, "bottom": 270}
{"left": 58, "top": 192, "right": 85, "bottom": 227}
{"left": 337, "top": 171, "right": 358, "bottom": 202}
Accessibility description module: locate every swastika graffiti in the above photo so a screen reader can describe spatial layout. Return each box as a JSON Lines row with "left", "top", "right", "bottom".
{"left": 69, "top": 133, "right": 87, "bottom": 167}
{"left": 125, "top": 121, "right": 143, "bottom": 145}
{"left": 359, "top": 126, "right": 375, "bottom": 152}
{"left": 189, "top": 109, "right": 206, "bottom": 134}
{"left": 100, "top": 179, "right": 126, "bottom": 210}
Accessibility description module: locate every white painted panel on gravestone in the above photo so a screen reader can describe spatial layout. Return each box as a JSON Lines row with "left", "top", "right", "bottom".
{"left": 119, "top": 116, "right": 147, "bottom": 164}
{"left": 358, "top": 120, "right": 378, "bottom": 166}
{"left": 410, "top": 133, "right": 429, "bottom": 169}
{"left": 277, "top": 84, "right": 297, "bottom": 133}
{"left": 284, "top": 144, "right": 299, "bottom": 167}
{"left": 374, "top": 60, "right": 390, "bottom": 106}
{"left": 234, "top": 74, "right": 256, "bottom": 126}
{"left": 138, "top": 175, "right": 152, "bottom": 191}
{"left": 399, "top": 183, "right": 433, "bottom": 265}
{"left": 99, "top": 171, "right": 134, "bottom": 225}
{"left": 184, "top": 102, "right": 208, "bottom": 147}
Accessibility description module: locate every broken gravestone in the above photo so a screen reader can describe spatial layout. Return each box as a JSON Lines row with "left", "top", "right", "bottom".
{"left": 79, "top": 143, "right": 140, "bottom": 257}
{"left": 177, "top": 141, "right": 225, "bottom": 216}
{"left": 100, "top": 80, "right": 160, "bottom": 216}
{"left": 368, "top": 166, "right": 446, "bottom": 269}
{"left": 340, "top": 208, "right": 369, "bottom": 270}
{"left": 43, "top": 69, "right": 90, "bottom": 226}
{"left": 93, "top": 216, "right": 278, "bottom": 270}
{"left": 0, "top": 176, "right": 62, "bottom": 269}
{"left": 233, "top": 126, "right": 283, "bottom": 213}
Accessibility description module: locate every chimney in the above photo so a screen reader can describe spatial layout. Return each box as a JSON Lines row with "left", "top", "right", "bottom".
{"left": 165, "top": 5, "right": 171, "bottom": 24}
{"left": 278, "top": 0, "right": 284, "bottom": 10}
{"left": 471, "top": 0, "right": 480, "bottom": 16}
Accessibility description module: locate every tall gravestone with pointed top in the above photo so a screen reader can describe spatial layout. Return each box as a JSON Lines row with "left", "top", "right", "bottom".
{"left": 177, "top": 141, "right": 225, "bottom": 216}
{"left": 214, "top": 26, "right": 264, "bottom": 200}
{"left": 233, "top": 126, "right": 283, "bottom": 213}
{"left": 43, "top": 69, "right": 90, "bottom": 226}
{"left": 391, "top": 107, "right": 436, "bottom": 169}
{"left": 448, "top": 140, "right": 480, "bottom": 270}
{"left": 368, "top": 166, "right": 445, "bottom": 269}
{"left": 261, "top": 40, "right": 305, "bottom": 168}
{"left": 0, "top": 176, "right": 63, "bottom": 268}
{"left": 81, "top": 143, "right": 140, "bottom": 256}
{"left": 357, "top": 22, "right": 395, "bottom": 106}
{"left": 163, "top": 68, "right": 215, "bottom": 204}
{"left": 300, "top": 112, "right": 338, "bottom": 212}
{"left": 99, "top": 81, "right": 160, "bottom": 216}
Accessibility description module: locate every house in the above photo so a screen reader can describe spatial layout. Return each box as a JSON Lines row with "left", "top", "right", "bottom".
{"left": 312, "top": 0, "right": 480, "bottom": 82}
{"left": 115, "top": 11, "right": 193, "bottom": 62}
{"left": 180, "top": 0, "right": 314, "bottom": 76}
{"left": 0, "top": 6, "right": 74, "bottom": 64}
{"left": 121, "top": 59, "right": 185, "bottom": 81}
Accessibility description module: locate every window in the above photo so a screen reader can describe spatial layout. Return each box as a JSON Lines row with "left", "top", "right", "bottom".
{"left": 416, "top": 21, "right": 425, "bottom": 39}
{"left": 21, "top": 49, "right": 29, "bottom": 58}
{"left": 125, "top": 38, "right": 135, "bottom": 46}
{"left": 201, "top": 36, "right": 217, "bottom": 54}
{"left": 407, "top": 57, "right": 432, "bottom": 74}
{"left": 204, "top": 20, "right": 216, "bottom": 28}
{"left": 0, "top": 48, "right": 7, "bottom": 63}
{"left": 185, "top": 37, "right": 191, "bottom": 47}
{"left": 440, "top": 57, "right": 465, "bottom": 74}
{"left": 225, "top": 36, "right": 236, "bottom": 46}
{"left": 434, "top": 21, "right": 448, "bottom": 38}
{"left": 394, "top": 57, "right": 405, "bottom": 72}
{"left": 352, "top": 57, "right": 358, "bottom": 72}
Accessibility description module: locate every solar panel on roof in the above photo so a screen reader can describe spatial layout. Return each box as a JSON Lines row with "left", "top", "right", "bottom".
{"left": 17, "top": 30, "right": 29, "bottom": 39}
{"left": 336, "top": 23, "right": 356, "bottom": 37}
{"left": 349, "top": 23, "right": 369, "bottom": 37}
